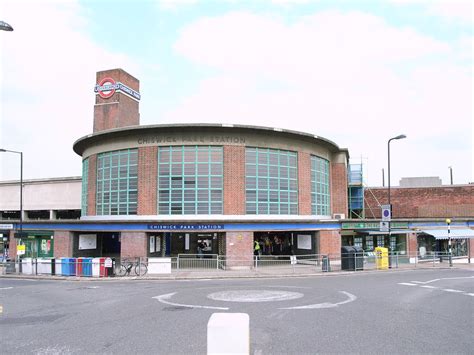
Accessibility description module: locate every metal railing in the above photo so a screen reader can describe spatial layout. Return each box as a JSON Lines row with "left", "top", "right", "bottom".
{"left": 0, "top": 251, "right": 470, "bottom": 277}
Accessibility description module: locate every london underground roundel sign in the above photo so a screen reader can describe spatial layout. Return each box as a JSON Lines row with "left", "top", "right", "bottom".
{"left": 95, "top": 77, "right": 118, "bottom": 99}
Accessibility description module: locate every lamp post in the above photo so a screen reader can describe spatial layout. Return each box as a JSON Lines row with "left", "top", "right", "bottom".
{"left": 446, "top": 218, "right": 452, "bottom": 267}
{"left": 0, "top": 21, "right": 14, "bottom": 31}
{"left": 448, "top": 166, "right": 453, "bottom": 185}
{"left": 387, "top": 134, "right": 406, "bottom": 266}
{"left": 0, "top": 149, "right": 23, "bottom": 236}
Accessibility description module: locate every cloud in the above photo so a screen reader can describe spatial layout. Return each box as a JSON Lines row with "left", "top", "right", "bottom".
{"left": 390, "top": 0, "right": 473, "bottom": 25}
{"left": 0, "top": 0, "right": 138, "bottom": 180}
{"left": 165, "top": 10, "right": 472, "bottom": 185}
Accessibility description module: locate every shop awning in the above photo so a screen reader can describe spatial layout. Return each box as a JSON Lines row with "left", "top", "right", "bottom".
{"left": 420, "top": 229, "right": 474, "bottom": 240}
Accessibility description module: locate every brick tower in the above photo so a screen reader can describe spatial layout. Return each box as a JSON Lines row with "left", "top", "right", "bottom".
{"left": 93, "top": 68, "right": 140, "bottom": 132}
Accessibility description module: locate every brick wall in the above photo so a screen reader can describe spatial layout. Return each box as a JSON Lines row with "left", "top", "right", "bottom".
{"left": 331, "top": 162, "right": 348, "bottom": 216}
{"left": 121, "top": 232, "right": 147, "bottom": 258}
{"left": 54, "top": 231, "right": 73, "bottom": 257}
{"left": 224, "top": 146, "right": 245, "bottom": 214}
{"left": 298, "top": 152, "right": 311, "bottom": 215}
{"left": 225, "top": 231, "right": 253, "bottom": 268}
{"left": 407, "top": 233, "right": 417, "bottom": 256}
{"left": 93, "top": 69, "right": 140, "bottom": 132}
{"left": 87, "top": 155, "right": 97, "bottom": 216}
{"left": 8, "top": 230, "right": 16, "bottom": 257}
{"left": 138, "top": 146, "right": 158, "bottom": 215}
{"left": 364, "top": 185, "right": 474, "bottom": 218}
{"left": 319, "top": 230, "right": 341, "bottom": 257}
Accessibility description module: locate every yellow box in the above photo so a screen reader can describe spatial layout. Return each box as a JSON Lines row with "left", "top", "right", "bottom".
{"left": 375, "top": 247, "right": 389, "bottom": 270}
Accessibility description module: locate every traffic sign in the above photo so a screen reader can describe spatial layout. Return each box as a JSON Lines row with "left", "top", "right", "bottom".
{"left": 381, "top": 204, "right": 391, "bottom": 221}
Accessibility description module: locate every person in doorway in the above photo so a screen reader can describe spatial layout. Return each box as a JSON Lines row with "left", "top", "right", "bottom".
{"left": 254, "top": 239, "right": 261, "bottom": 258}
{"left": 197, "top": 241, "right": 205, "bottom": 259}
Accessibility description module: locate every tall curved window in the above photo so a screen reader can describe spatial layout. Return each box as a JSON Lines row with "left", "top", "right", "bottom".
{"left": 81, "top": 158, "right": 89, "bottom": 216}
{"left": 311, "top": 155, "right": 330, "bottom": 216}
{"left": 96, "top": 149, "right": 138, "bottom": 215}
{"left": 246, "top": 147, "right": 298, "bottom": 214}
{"left": 158, "top": 146, "right": 223, "bottom": 215}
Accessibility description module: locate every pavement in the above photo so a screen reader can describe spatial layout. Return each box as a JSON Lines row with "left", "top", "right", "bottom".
{"left": 1, "top": 261, "right": 473, "bottom": 281}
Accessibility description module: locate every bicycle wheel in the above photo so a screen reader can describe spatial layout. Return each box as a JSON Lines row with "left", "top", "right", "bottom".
{"left": 117, "top": 264, "right": 128, "bottom": 277}
{"left": 135, "top": 263, "right": 147, "bottom": 276}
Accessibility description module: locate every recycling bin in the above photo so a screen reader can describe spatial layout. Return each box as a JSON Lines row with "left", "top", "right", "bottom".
{"left": 341, "top": 246, "right": 355, "bottom": 271}
{"left": 21, "top": 258, "right": 33, "bottom": 275}
{"left": 353, "top": 246, "right": 364, "bottom": 271}
{"left": 76, "top": 257, "right": 93, "bottom": 276}
{"left": 55, "top": 258, "right": 63, "bottom": 276}
{"left": 375, "top": 247, "right": 389, "bottom": 270}
{"left": 61, "top": 257, "right": 76, "bottom": 276}
{"left": 92, "top": 257, "right": 106, "bottom": 277}
{"left": 37, "top": 258, "right": 52, "bottom": 275}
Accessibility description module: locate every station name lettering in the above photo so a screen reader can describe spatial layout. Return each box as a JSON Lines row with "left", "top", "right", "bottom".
{"left": 138, "top": 136, "right": 245, "bottom": 145}
{"left": 148, "top": 224, "right": 223, "bottom": 230}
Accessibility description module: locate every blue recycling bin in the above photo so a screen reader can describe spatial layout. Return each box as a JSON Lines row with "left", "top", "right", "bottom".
{"left": 61, "top": 257, "right": 76, "bottom": 276}
{"left": 81, "top": 258, "right": 93, "bottom": 277}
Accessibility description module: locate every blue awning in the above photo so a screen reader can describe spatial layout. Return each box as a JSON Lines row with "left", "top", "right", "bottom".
{"left": 420, "top": 229, "right": 474, "bottom": 240}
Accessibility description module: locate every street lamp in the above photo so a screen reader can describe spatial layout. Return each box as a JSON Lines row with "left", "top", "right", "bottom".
{"left": 387, "top": 134, "right": 406, "bottom": 266}
{"left": 0, "top": 21, "right": 14, "bottom": 31}
{"left": 0, "top": 149, "right": 23, "bottom": 237}
{"left": 446, "top": 218, "right": 452, "bottom": 267}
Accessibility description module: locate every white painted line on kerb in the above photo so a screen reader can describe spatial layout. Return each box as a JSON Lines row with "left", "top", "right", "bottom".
{"left": 398, "top": 283, "right": 417, "bottom": 286}
{"left": 153, "top": 293, "right": 229, "bottom": 310}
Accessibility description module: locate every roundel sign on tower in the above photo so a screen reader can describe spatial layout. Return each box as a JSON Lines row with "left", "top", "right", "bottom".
{"left": 94, "top": 77, "right": 118, "bottom": 99}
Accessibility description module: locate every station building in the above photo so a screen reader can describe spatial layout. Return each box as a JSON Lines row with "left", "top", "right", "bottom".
{"left": 1, "top": 68, "right": 473, "bottom": 263}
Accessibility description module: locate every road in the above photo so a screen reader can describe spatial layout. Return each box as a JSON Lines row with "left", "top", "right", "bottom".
{"left": 1, "top": 268, "right": 473, "bottom": 354}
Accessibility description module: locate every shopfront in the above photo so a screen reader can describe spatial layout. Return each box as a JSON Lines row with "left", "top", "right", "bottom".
{"left": 17, "top": 231, "right": 54, "bottom": 258}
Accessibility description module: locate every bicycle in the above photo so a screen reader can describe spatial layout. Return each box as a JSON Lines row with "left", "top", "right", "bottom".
{"left": 117, "top": 258, "right": 147, "bottom": 277}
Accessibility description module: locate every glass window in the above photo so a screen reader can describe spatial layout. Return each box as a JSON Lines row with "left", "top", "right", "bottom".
{"left": 158, "top": 146, "right": 223, "bottom": 215}
{"left": 81, "top": 158, "right": 89, "bottom": 216}
{"left": 245, "top": 148, "right": 298, "bottom": 214}
{"left": 96, "top": 149, "right": 138, "bottom": 215}
{"left": 311, "top": 155, "right": 330, "bottom": 216}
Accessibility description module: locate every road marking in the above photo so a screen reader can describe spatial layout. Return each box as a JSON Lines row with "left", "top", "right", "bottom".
{"left": 398, "top": 283, "right": 417, "bottom": 286}
{"left": 420, "top": 285, "right": 438, "bottom": 289}
{"left": 411, "top": 276, "right": 474, "bottom": 285}
{"left": 0, "top": 305, "right": 3, "bottom": 314}
{"left": 442, "top": 289, "right": 464, "bottom": 293}
{"left": 207, "top": 290, "right": 304, "bottom": 303}
{"left": 464, "top": 293, "right": 474, "bottom": 297}
{"left": 153, "top": 292, "right": 229, "bottom": 310}
{"left": 0, "top": 287, "right": 13, "bottom": 290}
{"left": 279, "top": 291, "right": 357, "bottom": 310}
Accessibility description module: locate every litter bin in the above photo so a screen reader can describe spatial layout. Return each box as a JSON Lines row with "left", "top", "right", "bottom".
{"left": 341, "top": 246, "right": 355, "bottom": 271}
{"left": 375, "top": 247, "right": 389, "bottom": 270}
{"left": 322, "top": 255, "right": 331, "bottom": 272}
{"left": 92, "top": 257, "right": 106, "bottom": 277}
{"left": 353, "top": 246, "right": 364, "bottom": 271}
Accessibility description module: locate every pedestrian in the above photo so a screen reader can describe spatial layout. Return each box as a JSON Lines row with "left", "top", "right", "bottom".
{"left": 197, "top": 241, "right": 205, "bottom": 259}
{"left": 254, "top": 240, "right": 261, "bottom": 258}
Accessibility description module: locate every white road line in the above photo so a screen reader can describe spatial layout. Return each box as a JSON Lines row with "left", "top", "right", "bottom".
{"left": 411, "top": 276, "right": 474, "bottom": 285}
{"left": 463, "top": 293, "right": 474, "bottom": 297}
{"left": 0, "top": 287, "right": 13, "bottom": 290}
{"left": 420, "top": 285, "right": 438, "bottom": 289}
{"left": 442, "top": 289, "right": 464, "bottom": 293}
{"left": 279, "top": 291, "right": 357, "bottom": 310}
{"left": 398, "top": 283, "right": 417, "bottom": 286}
{"left": 153, "top": 292, "right": 229, "bottom": 310}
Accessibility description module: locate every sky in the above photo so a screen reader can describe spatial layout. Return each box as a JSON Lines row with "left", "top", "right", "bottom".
{"left": 0, "top": 0, "right": 472, "bottom": 187}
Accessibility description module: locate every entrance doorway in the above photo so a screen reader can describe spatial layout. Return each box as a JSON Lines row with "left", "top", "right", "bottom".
{"left": 254, "top": 231, "right": 317, "bottom": 256}
{"left": 73, "top": 232, "right": 121, "bottom": 258}
{"left": 150, "top": 232, "right": 224, "bottom": 257}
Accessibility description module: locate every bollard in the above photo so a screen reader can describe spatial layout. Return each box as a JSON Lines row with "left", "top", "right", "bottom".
{"left": 207, "top": 313, "right": 249, "bottom": 355}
